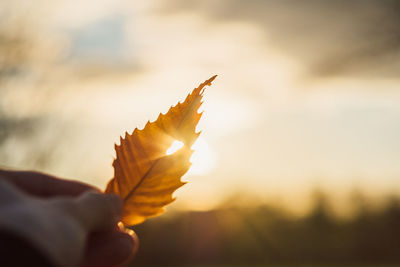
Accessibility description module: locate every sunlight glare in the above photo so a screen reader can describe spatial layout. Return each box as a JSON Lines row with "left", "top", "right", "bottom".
{"left": 188, "top": 137, "right": 216, "bottom": 176}
{"left": 166, "top": 140, "right": 184, "bottom": 155}
{"left": 166, "top": 138, "right": 216, "bottom": 176}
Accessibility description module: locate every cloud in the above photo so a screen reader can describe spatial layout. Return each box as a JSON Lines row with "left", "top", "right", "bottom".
{"left": 160, "top": 0, "right": 400, "bottom": 78}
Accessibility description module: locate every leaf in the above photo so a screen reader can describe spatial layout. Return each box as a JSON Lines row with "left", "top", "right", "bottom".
{"left": 105, "top": 75, "right": 217, "bottom": 226}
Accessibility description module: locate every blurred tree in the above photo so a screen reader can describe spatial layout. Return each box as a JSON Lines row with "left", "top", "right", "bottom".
{"left": 130, "top": 192, "right": 400, "bottom": 266}
{"left": 0, "top": 4, "right": 57, "bottom": 169}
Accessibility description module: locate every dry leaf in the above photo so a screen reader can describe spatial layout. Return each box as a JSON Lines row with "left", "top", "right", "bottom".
{"left": 105, "top": 75, "right": 217, "bottom": 226}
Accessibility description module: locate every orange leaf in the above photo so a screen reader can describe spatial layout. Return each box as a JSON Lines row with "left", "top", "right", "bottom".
{"left": 105, "top": 75, "right": 217, "bottom": 226}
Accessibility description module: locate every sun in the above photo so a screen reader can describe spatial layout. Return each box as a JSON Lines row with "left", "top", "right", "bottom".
{"left": 166, "top": 137, "right": 216, "bottom": 176}
{"left": 166, "top": 140, "right": 184, "bottom": 155}
{"left": 189, "top": 137, "right": 216, "bottom": 175}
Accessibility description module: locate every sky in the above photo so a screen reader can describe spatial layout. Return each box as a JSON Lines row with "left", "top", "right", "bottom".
{"left": 1, "top": 0, "right": 400, "bottom": 214}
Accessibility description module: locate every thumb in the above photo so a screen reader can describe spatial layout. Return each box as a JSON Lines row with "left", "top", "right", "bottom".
{"left": 74, "top": 191, "right": 123, "bottom": 231}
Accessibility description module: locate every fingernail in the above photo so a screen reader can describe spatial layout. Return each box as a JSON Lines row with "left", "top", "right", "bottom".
{"left": 118, "top": 222, "right": 139, "bottom": 255}
{"left": 126, "top": 228, "right": 139, "bottom": 255}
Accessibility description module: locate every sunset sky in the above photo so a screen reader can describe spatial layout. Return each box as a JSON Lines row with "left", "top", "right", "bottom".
{"left": 1, "top": 0, "right": 400, "bottom": 214}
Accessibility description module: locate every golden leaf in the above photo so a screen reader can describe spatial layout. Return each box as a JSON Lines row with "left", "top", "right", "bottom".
{"left": 105, "top": 75, "right": 217, "bottom": 226}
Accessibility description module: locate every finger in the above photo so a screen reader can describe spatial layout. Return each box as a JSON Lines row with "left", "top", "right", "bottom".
{"left": 0, "top": 169, "right": 98, "bottom": 197}
{"left": 74, "top": 192, "right": 123, "bottom": 231}
{"left": 82, "top": 230, "right": 137, "bottom": 267}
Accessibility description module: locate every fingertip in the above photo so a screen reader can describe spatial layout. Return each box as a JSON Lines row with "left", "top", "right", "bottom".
{"left": 103, "top": 193, "right": 123, "bottom": 218}
{"left": 76, "top": 192, "right": 123, "bottom": 230}
{"left": 107, "top": 193, "right": 123, "bottom": 207}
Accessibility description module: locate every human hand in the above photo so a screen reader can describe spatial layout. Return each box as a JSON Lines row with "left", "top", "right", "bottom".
{"left": 0, "top": 169, "right": 137, "bottom": 267}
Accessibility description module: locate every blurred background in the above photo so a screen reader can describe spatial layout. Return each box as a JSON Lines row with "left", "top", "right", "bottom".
{"left": 1, "top": 0, "right": 400, "bottom": 266}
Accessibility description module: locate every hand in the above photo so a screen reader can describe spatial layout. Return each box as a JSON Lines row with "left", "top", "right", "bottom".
{"left": 0, "top": 169, "right": 137, "bottom": 267}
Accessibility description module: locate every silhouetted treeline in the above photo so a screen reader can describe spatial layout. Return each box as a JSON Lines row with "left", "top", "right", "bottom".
{"left": 129, "top": 193, "right": 400, "bottom": 266}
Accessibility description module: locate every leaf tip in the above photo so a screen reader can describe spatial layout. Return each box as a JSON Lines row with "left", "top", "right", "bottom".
{"left": 208, "top": 74, "right": 217, "bottom": 85}
{"left": 200, "top": 75, "right": 217, "bottom": 95}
